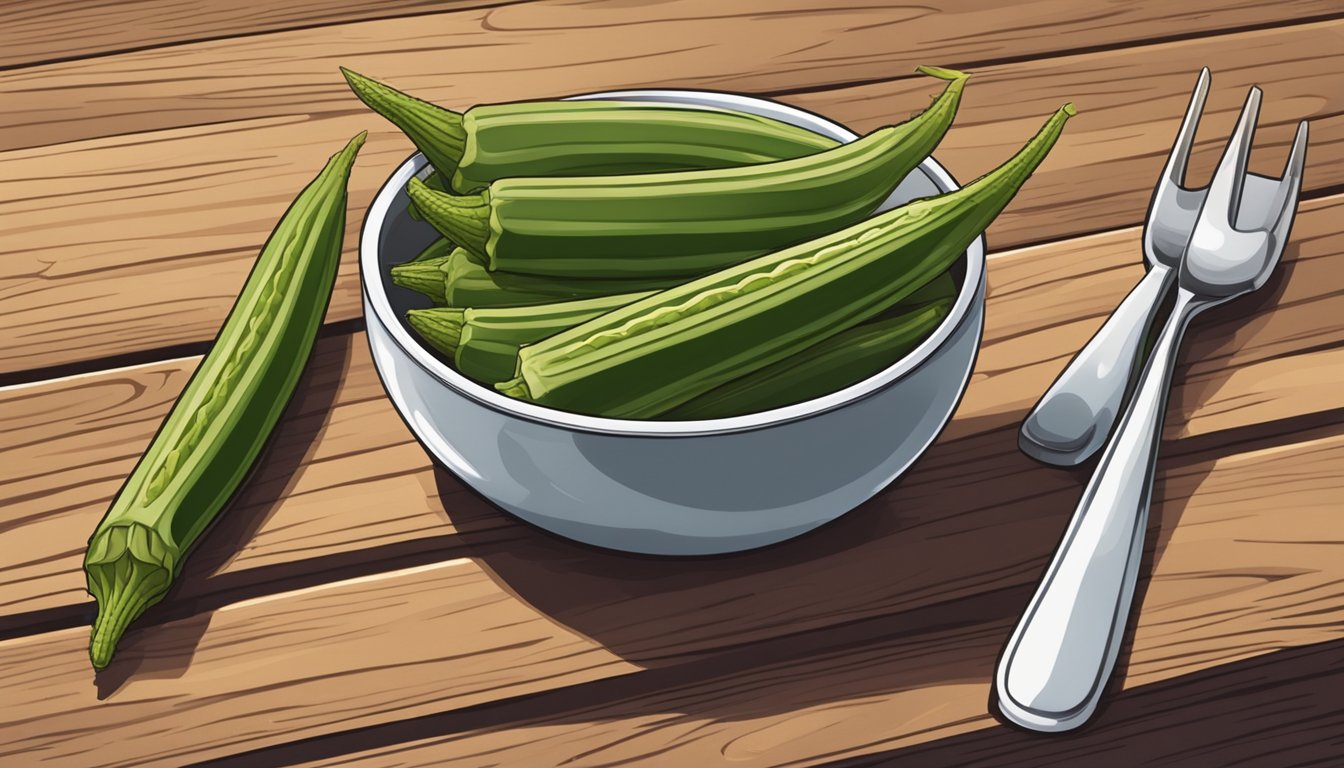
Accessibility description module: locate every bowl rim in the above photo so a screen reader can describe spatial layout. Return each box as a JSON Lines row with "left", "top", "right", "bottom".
{"left": 360, "top": 88, "right": 985, "bottom": 437}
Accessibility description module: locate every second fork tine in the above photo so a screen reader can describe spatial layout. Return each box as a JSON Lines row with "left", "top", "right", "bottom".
{"left": 1205, "top": 86, "right": 1263, "bottom": 224}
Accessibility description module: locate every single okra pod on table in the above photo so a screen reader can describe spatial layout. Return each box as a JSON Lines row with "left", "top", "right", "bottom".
{"left": 341, "top": 68, "right": 837, "bottom": 194}
{"left": 665, "top": 298, "right": 952, "bottom": 420}
{"left": 83, "top": 132, "right": 366, "bottom": 670}
{"left": 407, "top": 290, "right": 654, "bottom": 384}
{"left": 496, "top": 104, "right": 1075, "bottom": 419}
{"left": 408, "top": 66, "right": 969, "bottom": 279}
{"left": 391, "top": 244, "right": 685, "bottom": 308}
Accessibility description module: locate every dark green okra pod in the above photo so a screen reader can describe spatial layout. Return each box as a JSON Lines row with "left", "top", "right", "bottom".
{"left": 497, "top": 104, "right": 1075, "bottom": 418}
{"left": 665, "top": 297, "right": 952, "bottom": 420}
{"left": 409, "top": 67, "right": 969, "bottom": 279}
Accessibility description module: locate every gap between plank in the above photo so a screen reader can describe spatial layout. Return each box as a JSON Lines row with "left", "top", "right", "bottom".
{"left": 0, "top": 317, "right": 366, "bottom": 391}
{"left": 185, "top": 585, "right": 1035, "bottom": 768}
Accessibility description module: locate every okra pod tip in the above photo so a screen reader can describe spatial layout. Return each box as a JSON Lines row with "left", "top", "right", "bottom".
{"left": 341, "top": 66, "right": 465, "bottom": 175}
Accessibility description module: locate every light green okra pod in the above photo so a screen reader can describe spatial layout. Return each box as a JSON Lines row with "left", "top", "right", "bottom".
{"left": 83, "top": 132, "right": 365, "bottom": 670}
{"left": 408, "top": 66, "right": 969, "bottom": 279}
{"left": 496, "top": 104, "right": 1075, "bottom": 418}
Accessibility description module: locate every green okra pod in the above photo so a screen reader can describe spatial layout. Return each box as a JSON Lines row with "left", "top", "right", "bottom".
{"left": 341, "top": 68, "right": 837, "bottom": 194}
{"left": 496, "top": 104, "right": 1075, "bottom": 418}
{"left": 391, "top": 244, "right": 685, "bottom": 308}
{"left": 408, "top": 291, "right": 654, "bottom": 384}
{"left": 408, "top": 272, "right": 956, "bottom": 386}
{"left": 665, "top": 298, "right": 952, "bottom": 420}
{"left": 83, "top": 132, "right": 366, "bottom": 669}
{"left": 408, "top": 66, "right": 969, "bottom": 279}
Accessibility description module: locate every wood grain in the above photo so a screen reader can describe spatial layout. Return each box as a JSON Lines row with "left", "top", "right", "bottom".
{"left": 789, "top": 21, "right": 1344, "bottom": 249}
{"left": 4, "top": 5, "right": 1340, "bottom": 766}
{"left": 1, "top": 189, "right": 1339, "bottom": 630}
{"left": 833, "top": 639, "right": 1344, "bottom": 768}
{"left": 280, "top": 431, "right": 1344, "bottom": 768}
{"left": 3, "top": 17, "right": 1341, "bottom": 373}
{"left": 0, "top": 1, "right": 518, "bottom": 70}
{"left": 0, "top": 559, "right": 636, "bottom": 768}
{"left": 4, "top": 432, "right": 1340, "bottom": 768}
{"left": 4, "top": 1, "right": 1339, "bottom": 149}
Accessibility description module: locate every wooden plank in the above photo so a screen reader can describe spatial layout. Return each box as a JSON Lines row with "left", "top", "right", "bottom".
{"left": 0, "top": 559, "right": 637, "bottom": 768}
{"left": 280, "top": 433, "right": 1344, "bottom": 768}
{"left": 788, "top": 21, "right": 1344, "bottom": 249}
{"left": 0, "top": 1, "right": 516, "bottom": 70}
{"left": 3, "top": 18, "right": 1342, "bottom": 373}
{"left": 836, "top": 640, "right": 1344, "bottom": 768}
{"left": 3, "top": 191, "right": 1340, "bottom": 631}
{"left": 4, "top": 1, "right": 1339, "bottom": 149}
{"left": 4, "top": 430, "right": 1340, "bottom": 768}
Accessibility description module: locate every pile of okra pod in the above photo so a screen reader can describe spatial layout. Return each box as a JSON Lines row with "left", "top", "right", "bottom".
{"left": 345, "top": 67, "right": 1075, "bottom": 419}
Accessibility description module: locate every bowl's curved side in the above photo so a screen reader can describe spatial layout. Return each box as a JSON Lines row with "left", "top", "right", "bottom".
{"left": 364, "top": 273, "right": 983, "bottom": 555}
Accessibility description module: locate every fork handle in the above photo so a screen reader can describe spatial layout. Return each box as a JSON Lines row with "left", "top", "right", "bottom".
{"left": 996, "top": 289, "right": 1201, "bottom": 732}
{"left": 1020, "top": 264, "right": 1175, "bottom": 466}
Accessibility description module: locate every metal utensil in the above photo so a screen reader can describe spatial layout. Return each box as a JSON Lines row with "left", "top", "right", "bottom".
{"left": 996, "top": 87, "right": 1308, "bottom": 732}
{"left": 1019, "top": 68, "right": 1212, "bottom": 466}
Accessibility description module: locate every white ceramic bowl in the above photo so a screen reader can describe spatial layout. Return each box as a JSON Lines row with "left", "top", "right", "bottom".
{"left": 360, "top": 90, "right": 985, "bottom": 556}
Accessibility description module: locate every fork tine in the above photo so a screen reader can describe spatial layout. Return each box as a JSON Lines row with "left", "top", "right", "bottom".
{"left": 1161, "top": 67, "right": 1211, "bottom": 187}
{"left": 1268, "top": 120, "right": 1309, "bottom": 241}
{"left": 1204, "top": 86, "right": 1262, "bottom": 224}
{"left": 1282, "top": 120, "right": 1309, "bottom": 186}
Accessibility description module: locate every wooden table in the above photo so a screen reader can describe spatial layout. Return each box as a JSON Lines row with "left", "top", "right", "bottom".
{"left": 3, "top": 3, "right": 1342, "bottom": 766}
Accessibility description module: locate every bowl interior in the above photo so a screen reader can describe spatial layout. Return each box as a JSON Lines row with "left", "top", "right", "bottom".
{"left": 362, "top": 90, "right": 983, "bottom": 436}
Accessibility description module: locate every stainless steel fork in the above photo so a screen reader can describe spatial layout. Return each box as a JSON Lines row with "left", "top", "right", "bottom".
{"left": 996, "top": 87, "right": 1308, "bottom": 732}
{"left": 1020, "top": 69, "right": 1211, "bottom": 466}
